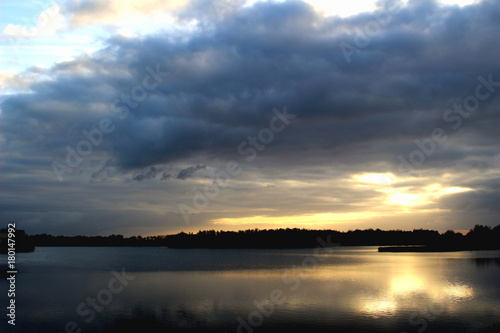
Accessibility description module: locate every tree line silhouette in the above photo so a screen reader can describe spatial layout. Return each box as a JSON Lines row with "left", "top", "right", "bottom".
{"left": 0, "top": 228, "right": 35, "bottom": 253}
{"left": 2, "top": 224, "right": 498, "bottom": 251}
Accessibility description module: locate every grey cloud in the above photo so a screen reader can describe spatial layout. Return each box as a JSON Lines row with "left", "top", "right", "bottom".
{"left": 3, "top": 0, "right": 499, "bottom": 174}
{"left": 131, "top": 166, "right": 161, "bottom": 181}
{"left": 161, "top": 172, "right": 171, "bottom": 180}
{"left": 178, "top": 0, "right": 246, "bottom": 23}
{"left": 176, "top": 164, "right": 207, "bottom": 180}
{"left": 440, "top": 190, "right": 500, "bottom": 213}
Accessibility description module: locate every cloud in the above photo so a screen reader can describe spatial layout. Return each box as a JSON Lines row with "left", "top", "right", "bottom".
{"left": 2, "top": 5, "right": 66, "bottom": 38}
{"left": 178, "top": 0, "right": 246, "bottom": 22}
{"left": 131, "top": 166, "right": 161, "bottom": 181}
{"left": 63, "top": 0, "right": 191, "bottom": 27}
{"left": 440, "top": 190, "right": 500, "bottom": 212}
{"left": 176, "top": 164, "right": 206, "bottom": 180}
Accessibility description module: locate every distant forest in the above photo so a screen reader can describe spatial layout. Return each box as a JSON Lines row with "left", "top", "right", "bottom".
{"left": 2, "top": 224, "right": 499, "bottom": 250}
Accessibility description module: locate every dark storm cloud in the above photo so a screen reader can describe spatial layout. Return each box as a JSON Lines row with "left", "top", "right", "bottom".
{"left": 176, "top": 165, "right": 207, "bottom": 180}
{"left": 437, "top": 174, "right": 500, "bottom": 213}
{"left": 98, "top": 0, "right": 497, "bottom": 169}
{"left": 2, "top": 0, "right": 499, "bottom": 174}
{"left": 1, "top": 0, "right": 500, "bottom": 233}
{"left": 440, "top": 190, "right": 500, "bottom": 213}
{"left": 131, "top": 166, "right": 161, "bottom": 181}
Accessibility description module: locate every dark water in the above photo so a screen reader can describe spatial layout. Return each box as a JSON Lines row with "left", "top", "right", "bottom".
{"left": 1, "top": 246, "right": 499, "bottom": 333}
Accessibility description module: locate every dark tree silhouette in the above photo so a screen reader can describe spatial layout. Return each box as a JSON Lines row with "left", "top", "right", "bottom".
{"left": 15, "top": 224, "right": 500, "bottom": 251}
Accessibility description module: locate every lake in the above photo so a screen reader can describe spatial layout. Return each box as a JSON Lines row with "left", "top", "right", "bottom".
{"left": 1, "top": 246, "right": 499, "bottom": 333}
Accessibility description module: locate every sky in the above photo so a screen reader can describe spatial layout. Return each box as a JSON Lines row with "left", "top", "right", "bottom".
{"left": 0, "top": 0, "right": 499, "bottom": 237}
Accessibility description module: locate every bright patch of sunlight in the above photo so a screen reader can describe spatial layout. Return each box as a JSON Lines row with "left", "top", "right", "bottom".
{"left": 383, "top": 184, "right": 471, "bottom": 207}
{"left": 245, "top": 0, "right": 477, "bottom": 18}
{"left": 361, "top": 299, "right": 397, "bottom": 317}
{"left": 352, "top": 172, "right": 471, "bottom": 207}
{"left": 444, "top": 284, "right": 474, "bottom": 300}
{"left": 386, "top": 192, "right": 425, "bottom": 206}
{"left": 305, "top": 0, "right": 475, "bottom": 17}
{"left": 304, "top": 0, "right": 379, "bottom": 17}
{"left": 355, "top": 173, "right": 395, "bottom": 185}
{"left": 390, "top": 275, "right": 426, "bottom": 295}
{"left": 438, "top": 0, "right": 478, "bottom": 6}
{"left": 425, "top": 184, "right": 471, "bottom": 195}
{"left": 213, "top": 212, "right": 379, "bottom": 227}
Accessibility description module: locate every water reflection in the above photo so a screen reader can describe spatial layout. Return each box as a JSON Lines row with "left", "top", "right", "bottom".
{"left": 361, "top": 299, "right": 398, "bottom": 318}
{"left": 472, "top": 257, "right": 500, "bottom": 268}
{"left": 390, "top": 274, "right": 426, "bottom": 295}
{"left": 354, "top": 254, "right": 478, "bottom": 319}
{"left": 1, "top": 247, "right": 499, "bottom": 333}
{"left": 443, "top": 284, "right": 474, "bottom": 299}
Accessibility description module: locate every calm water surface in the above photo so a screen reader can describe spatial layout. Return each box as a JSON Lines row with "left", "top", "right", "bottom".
{"left": 1, "top": 246, "right": 499, "bottom": 333}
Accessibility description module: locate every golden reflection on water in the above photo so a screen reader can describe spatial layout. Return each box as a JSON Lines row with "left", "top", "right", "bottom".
{"left": 443, "top": 284, "right": 474, "bottom": 299}
{"left": 355, "top": 254, "right": 475, "bottom": 318}
{"left": 361, "top": 299, "right": 398, "bottom": 317}
{"left": 390, "top": 274, "right": 426, "bottom": 295}
{"left": 123, "top": 251, "right": 481, "bottom": 323}
{"left": 190, "top": 253, "right": 478, "bottom": 319}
